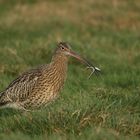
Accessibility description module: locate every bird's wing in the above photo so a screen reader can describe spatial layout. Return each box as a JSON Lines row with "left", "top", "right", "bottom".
{"left": 0, "top": 68, "right": 43, "bottom": 104}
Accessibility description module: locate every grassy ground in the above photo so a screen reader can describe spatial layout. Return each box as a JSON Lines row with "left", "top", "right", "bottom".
{"left": 0, "top": 0, "right": 140, "bottom": 139}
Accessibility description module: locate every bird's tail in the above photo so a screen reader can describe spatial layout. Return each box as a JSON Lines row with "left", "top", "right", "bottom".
{"left": 0, "top": 91, "right": 9, "bottom": 108}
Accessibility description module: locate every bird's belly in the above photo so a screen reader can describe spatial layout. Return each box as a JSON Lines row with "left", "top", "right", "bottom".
{"left": 22, "top": 77, "right": 65, "bottom": 110}
{"left": 22, "top": 90, "right": 59, "bottom": 110}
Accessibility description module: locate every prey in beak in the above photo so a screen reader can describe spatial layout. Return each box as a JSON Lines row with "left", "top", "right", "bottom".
{"left": 68, "top": 50, "right": 101, "bottom": 78}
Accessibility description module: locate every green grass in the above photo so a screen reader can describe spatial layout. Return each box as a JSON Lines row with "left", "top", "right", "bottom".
{"left": 0, "top": 0, "right": 140, "bottom": 139}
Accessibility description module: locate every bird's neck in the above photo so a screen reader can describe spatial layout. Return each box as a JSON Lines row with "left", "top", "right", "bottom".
{"left": 47, "top": 53, "right": 68, "bottom": 93}
{"left": 51, "top": 53, "right": 68, "bottom": 70}
{"left": 50, "top": 53, "right": 68, "bottom": 81}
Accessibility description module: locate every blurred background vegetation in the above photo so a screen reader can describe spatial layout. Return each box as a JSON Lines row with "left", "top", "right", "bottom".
{"left": 0, "top": 0, "right": 140, "bottom": 140}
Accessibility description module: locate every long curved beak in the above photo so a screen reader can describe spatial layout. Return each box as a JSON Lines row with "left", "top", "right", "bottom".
{"left": 68, "top": 50, "right": 101, "bottom": 75}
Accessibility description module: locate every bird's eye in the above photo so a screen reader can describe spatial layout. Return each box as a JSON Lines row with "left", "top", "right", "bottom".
{"left": 61, "top": 47, "right": 65, "bottom": 50}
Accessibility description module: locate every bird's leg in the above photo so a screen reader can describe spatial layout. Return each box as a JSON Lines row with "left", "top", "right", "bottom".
{"left": 18, "top": 105, "right": 33, "bottom": 120}
{"left": 21, "top": 110, "right": 33, "bottom": 121}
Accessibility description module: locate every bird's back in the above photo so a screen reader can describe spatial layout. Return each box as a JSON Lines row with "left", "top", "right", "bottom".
{"left": 0, "top": 65, "right": 46, "bottom": 110}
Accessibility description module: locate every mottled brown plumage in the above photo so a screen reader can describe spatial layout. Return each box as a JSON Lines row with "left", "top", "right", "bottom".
{"left": 0, "top": 42, "right": 100, "bottom": 111}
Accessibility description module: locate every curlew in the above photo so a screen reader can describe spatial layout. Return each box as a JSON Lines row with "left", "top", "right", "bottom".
{"left": 0, "top": 42, "right": 100, "bottom": 111}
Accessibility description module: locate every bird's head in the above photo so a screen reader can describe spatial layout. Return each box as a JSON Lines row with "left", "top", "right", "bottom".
{"left": 57, "top": 42, "right": 96, "bottom": 66}
{"left": 56, "top": 42, "right": 85, "bottom": 60}
{"left": 56, "top": 42, "right": 72, "bottom": 56}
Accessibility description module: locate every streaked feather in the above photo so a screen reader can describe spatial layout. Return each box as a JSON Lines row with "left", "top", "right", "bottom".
{"left": 0, "top": 67, "right": 43, "bottom": 105}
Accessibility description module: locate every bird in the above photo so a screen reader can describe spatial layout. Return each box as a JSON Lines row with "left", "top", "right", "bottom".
{"left": 0, "top": 42, "right": 100, "bottom": 111}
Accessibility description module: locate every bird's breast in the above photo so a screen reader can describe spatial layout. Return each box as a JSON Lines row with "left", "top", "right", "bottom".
{"left": 39, "top": 62, "right": 68, "bottom": 95}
